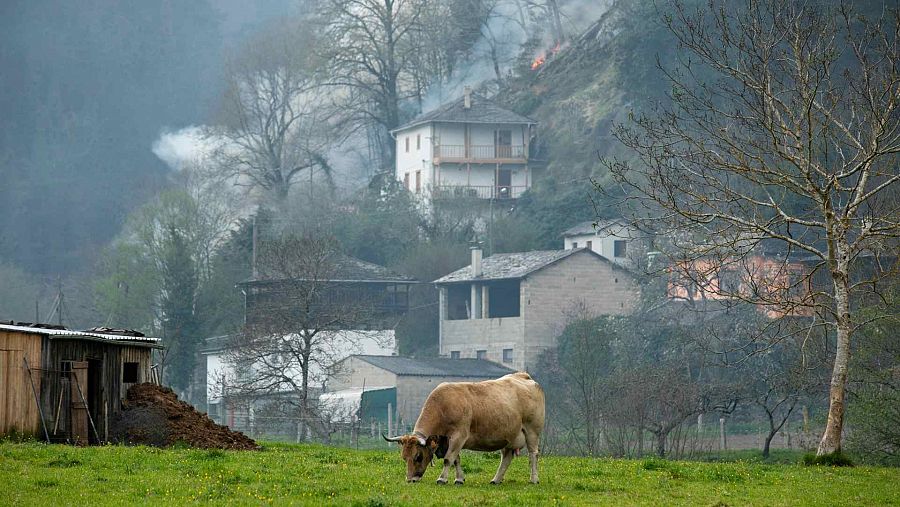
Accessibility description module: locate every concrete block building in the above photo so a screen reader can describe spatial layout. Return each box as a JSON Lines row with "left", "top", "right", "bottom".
{"left": 434, "top": 247, "right": 640, "bottom": 371}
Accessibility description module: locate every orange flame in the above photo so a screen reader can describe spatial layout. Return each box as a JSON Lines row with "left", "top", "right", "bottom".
{"left": 531, "top": 54, "right": 545, "bottom": 70}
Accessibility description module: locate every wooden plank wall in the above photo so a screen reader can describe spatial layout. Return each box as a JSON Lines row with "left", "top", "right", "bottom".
{"left": 40, "top": 339, "right": 152, "bottom": 441}
{"left": 0, "top": 330, "right": 44, "bottom": 436}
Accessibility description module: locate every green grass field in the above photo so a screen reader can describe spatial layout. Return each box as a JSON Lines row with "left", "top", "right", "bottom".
{"left": 1, "top": 441, "right": 897, "bottom": 506}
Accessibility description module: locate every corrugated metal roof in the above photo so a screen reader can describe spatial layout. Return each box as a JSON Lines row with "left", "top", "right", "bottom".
{"left": 352, "top": 355, "right": 514, "bottom": 378}
{"left": 393, "top": 93, "right": 536, "bottom": 133}
{"left": 434, "top": 249, "right": 590, "bottom": 284}
{"left": 0, "top": 323, "right": 161, "bottom": 346}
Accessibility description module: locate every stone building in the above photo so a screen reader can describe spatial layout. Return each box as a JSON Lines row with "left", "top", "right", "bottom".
{"left": 328, "top": 355, "right": 513, "bottom": 427}
{"left": 434, "top": 246, "right": 639, "bottom": 371}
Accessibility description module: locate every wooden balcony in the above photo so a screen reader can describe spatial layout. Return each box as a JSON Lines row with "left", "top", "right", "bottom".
{"left": 433, "top": 144, "right": 528, "bottom": 163}
{"left": 432, "top": 185, "right": 528, "bottom": 200}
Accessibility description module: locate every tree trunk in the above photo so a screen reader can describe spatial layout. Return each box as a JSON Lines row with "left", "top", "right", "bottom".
{"left": 300, "top": 348, "right": 311, "bottom": 442}
{"left": 818, "top": 261, "right": 852, "bottom": 456}
{"left": 655, "top": 431, "right": 666, "bottom": 457}
{"left": 762, "top": 431, "right": 774, "bottom": 459}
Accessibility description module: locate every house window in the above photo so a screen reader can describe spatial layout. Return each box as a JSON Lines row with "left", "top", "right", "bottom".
{"left": 614, "top": 240, "right": 627, "bottom": 258}
{"left": 415, "top": 171, "right": 421, "bottom": 193}
{"left": 502, "top": 349, "right": 513, "bottom": 364}
{"left": 405, "top": 137, "right": 410, "bottom": 153}
{"left": 416, "top": 134, "right": 421, "bottom": 150}
{"left": 487, "top": 280, "right": 520, "bottom": 318}
{"left": 450, "top": 351, "right": 460, "bottom": 359}
{"left": 383, "top": 284, "right": 409, "bottom": 311}
{"left": 587, "top": 240, "right": 593, "bottom": 250}
{"left": 572, "top": 242, "right": 578, "bottom": 248}
{"left": 123, "top": 362, "right": 139, "bottom": 383}
{"left": 404, "top": 172, "right": 410, "bottom": 190}
{"left": 476, "top": 350, "right": 487, "bottom": 360}
{"left": 446, "top": 285, "right": 470, "bottom": 320}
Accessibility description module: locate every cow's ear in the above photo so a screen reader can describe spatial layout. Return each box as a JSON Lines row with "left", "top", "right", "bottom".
{"left": 427, "top": 435, "right": 449, "bottom": 458}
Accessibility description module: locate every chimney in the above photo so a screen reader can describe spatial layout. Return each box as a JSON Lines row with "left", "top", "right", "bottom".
{"left": 470, "top": 244, "right": 483, "bottom": 278}
{"left": 463, "top": 86, "right": 472, "bottom": 109}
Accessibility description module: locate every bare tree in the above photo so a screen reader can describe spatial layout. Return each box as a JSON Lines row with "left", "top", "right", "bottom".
{"left": 209, "top": 20, "right": 338, "bottom": 204}
{"left": 535, "top": 303, "right": 616, "bottom": 455}
{"left": 319, "top": 0, "right": 431, "bottom": 171}
{"left": 219, "top": 233, "right": 384, "bottom": 439}
{"left": 744, "top": 336, "right": 820, "bottom": 459}
{"left": 604, "top": 1, "right": 900, "bottom": 455}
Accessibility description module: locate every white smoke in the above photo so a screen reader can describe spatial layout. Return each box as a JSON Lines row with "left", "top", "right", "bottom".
{"left": 151, "top": 126, "right": 212, "bottom": 171}
{"left": 418, "top": 0, "right": 614, "bottom": 113}
{"left": 420, "top": 1, "right": 527, "bottom": 112}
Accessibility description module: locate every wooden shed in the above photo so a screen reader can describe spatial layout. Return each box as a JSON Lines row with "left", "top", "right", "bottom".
{"left": 0, "top": 322, "right": 161, "bottom": 444}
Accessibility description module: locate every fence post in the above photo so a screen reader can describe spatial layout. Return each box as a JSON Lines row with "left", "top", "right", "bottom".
{"left": 387, "top": 403, "right": 393, "bottom": 442}
{"left": 719, "top": 417, "right": 727, "bottom": 450}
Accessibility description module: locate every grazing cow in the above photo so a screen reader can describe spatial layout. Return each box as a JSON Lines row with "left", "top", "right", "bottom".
{"left": 383, "top": 371, "right": 545, "bottom": 485}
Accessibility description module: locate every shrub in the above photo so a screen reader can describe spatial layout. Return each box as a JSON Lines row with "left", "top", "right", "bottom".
{"left": 802, "top": 452, "right": 854, "bottom": 467}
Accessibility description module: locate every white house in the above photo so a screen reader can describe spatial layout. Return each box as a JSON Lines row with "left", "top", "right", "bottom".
{"left": 434, "top": 246, "right": 639, "bottom": 371}
{"left": 391, "top": 88, "right": 539, "bottom": 206}
{"left": 202, "top": 255, "right": 417, "bottom": 430}
{"left": 562, "top": 219, "right": 645, "bottom": 268}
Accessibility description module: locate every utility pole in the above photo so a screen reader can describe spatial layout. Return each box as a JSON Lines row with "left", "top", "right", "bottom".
{"left": 56, "top": 276, "right": 64, "bottom": 326}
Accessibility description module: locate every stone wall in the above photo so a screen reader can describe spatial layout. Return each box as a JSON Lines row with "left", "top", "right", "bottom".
{"left": 522, "top": 250, "right": 639, "bottom": 368}
{"left": 440, "top": 316, "right": 525, "bottom": 370}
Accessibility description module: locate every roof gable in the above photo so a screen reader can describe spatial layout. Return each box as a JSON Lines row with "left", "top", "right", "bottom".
{"left": 352, "top": 355, "right": 514, "bottom": 378}
{"left": 562, "top": 219, "right": 627, "bottom": 237}
{"left": 393, "top": 93, "right": 536, "bottom": 133}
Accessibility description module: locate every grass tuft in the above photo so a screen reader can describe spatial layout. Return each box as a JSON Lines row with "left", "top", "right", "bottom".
{"left": 802, "top": 451, "right": 854, "bottom": 467}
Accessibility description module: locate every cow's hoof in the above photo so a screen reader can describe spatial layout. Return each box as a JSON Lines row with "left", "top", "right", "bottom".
{"left": 454, "top": 479, "right": 464, "bottom": 485}
{"left": 530, "top": 480, "right": 539, "bottom": 485}
{"left": 490, "top": 480, "right": 502, "bottom": 485}
{"left": 436, "top": 478, "right": 448, "bottom": 485}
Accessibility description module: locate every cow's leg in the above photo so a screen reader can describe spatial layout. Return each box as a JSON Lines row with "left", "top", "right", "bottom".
{"left": 524, "top": 429, "right": 540, "bottom": 484}
{"left": 453, "top": 457, "right": 464, "bottom": 484}
{"left": 490, "top": 448, "right": 515, "bottom": 484}
{"left": 437, "top": 436, "right": 465, "bottom": 485}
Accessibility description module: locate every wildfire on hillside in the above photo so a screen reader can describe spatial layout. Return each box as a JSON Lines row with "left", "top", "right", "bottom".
{"left": 531, "top": 42, "right": 563, "bottom": 71}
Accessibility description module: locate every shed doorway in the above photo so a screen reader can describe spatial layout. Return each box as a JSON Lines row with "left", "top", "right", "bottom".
{"left": 87, "top": 359, "right": 103, "bottom": 443}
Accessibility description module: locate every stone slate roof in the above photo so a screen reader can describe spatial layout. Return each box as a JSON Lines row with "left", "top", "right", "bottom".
{"left": 244, "top": 255, "right": 416, "bottom": 284}
{"left": 562, "top": 219, "right": 626, "bottom": 237}
{"left": 434, "top": 249, "right": 595, "bottom": 284}
{"left": 353, "top": 355, "right": 515, "bottom": 378}
{"left": 393, "top": 93, "right": 536, "bottom": 133}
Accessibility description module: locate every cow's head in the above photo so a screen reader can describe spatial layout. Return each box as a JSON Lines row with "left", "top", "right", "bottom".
{"left": 382, "top": 433, "right": 449, "bottom": 482}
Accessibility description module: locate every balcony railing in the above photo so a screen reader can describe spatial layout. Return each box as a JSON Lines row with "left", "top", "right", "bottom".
{"left": 434, "top": 144, "right": 527, "bottom": 160}
{"left": 432, "top": 185, "right": 528, "bottom": 200}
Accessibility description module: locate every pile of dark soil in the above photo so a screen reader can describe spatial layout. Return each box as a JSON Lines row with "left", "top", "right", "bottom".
{"left": 110, "top": 383, "right": 258, "bottom": 450}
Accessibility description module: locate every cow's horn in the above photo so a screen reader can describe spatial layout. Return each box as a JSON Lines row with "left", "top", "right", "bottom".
{"left": 382, "top": 433, "right": 404, "bottom": 442}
